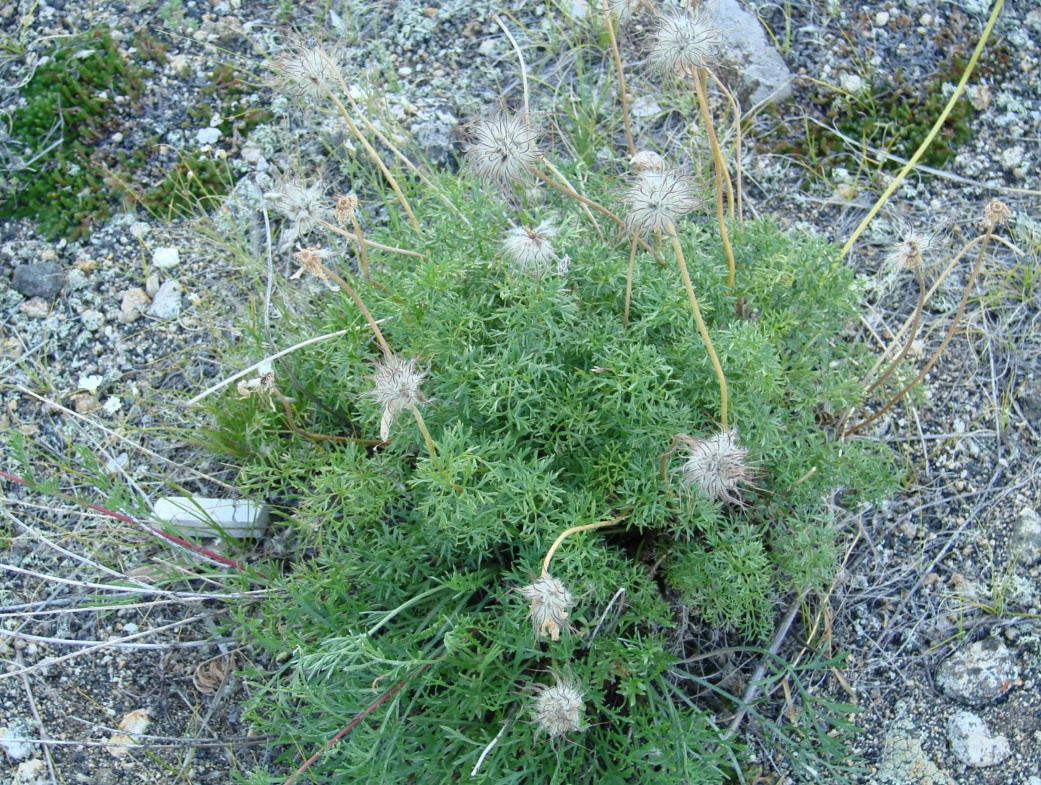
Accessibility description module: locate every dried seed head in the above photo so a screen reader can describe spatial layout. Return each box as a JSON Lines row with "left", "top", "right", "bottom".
{"left": 334, "top": 193, "right": 359, "bottom": 225}
{"left": 676, "top": 429, "right": 753, "bottom": 504}
{"left": 503, "top": 222, "right": 558, "bottom": 277}
{"left": 532, "top": 674, "right": 585, "bottom": 738}
{"left": 465, "top": 113, "right": 543, "bottom": 189}
{"left": 630, "top": 150, "right": 666, "bottom": 173}
{"left": 518, "top": 573, "right": 573, "bottom": 641}
{"left": 983, "top": 199, "right": 1012, "bottom": 230}
{"left": 367, "top": 354, "right": 429, "bottom": 440}
{"left": 237, "top": 371, "right": 277, "bottom": 400}
{"left": 290, "top": 246, "right": 333, "bottom": 282}
{"left": 606, "top": 0, "right": 641, "bottom": 25}
{"left": 266, "top": 177, "right": 328, "bottom": 239}
{"left": 649, "top": 7, "right": 727, "bottom": 75}
{"left": 273, "top": 39, "right": 341, "bottom": 100}
{"left": 886, "top": 228, "right": 937, "bottom": 269}
{"left": 623, "top": 169, "right": 701, "bottom": 236}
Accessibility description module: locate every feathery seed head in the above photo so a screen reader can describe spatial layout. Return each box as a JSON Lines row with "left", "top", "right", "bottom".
{"left": 676, "top": 429, "right": 753, "bottom": 504}
{"left": 273, "top": 39, "right": 341, "bottom": 100}
{"left": 503, "top": 222, "right": 558, "bottom": 277}
{"left": 650, "top": 8, "right": 727, "bottom": 74}
{"left": 367, "top": 355, "right": 429, "bottom": 440}
{"left": 465, "top": 113, "right": 543, "bottom": 189}
{"left": 532, "top": 673, "right": 585, "bottom": 738}
{"left": 606, "top": 0, "right": 641, "bottom": 25}
{"left": 886, "top": 228, "right": 936, "bottom": 269}
{"left": 630, "top": 150, "right": 666, "bottom": 173}
{"left": 266, "top": 177, "right": 328, "bottom": 238}
{"left": 334, "top": 193, "right": 358, "bottom": 225}
{"left": 623, "top": 168, "right": 701, "bottom": 236}
{"left": 983, "top": 199, "right": 1012, "bottom": 230}
{"left": 518, "top": 573, "right": 573, "bottom": 641}
{"left": 290, "top": 246, "right": 333, "bottom": 282}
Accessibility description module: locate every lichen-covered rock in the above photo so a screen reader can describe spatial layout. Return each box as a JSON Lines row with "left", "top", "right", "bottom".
{"left": 936, "top": 638, "right": 1019, "bottom": 706}
{"left": 946, "top": 710, "right": 1011, "bottom": 767}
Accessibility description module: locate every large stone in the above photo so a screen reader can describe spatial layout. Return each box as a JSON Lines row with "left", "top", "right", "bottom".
{"left": 11, "top": 262, "right": 65, "bottom": 298}
{"left": 935, "top": 637, "right": 1020, "bottom": 706}
{"left": 946, "top": 710, "right": 1011, "bottom": 767}
{"left": 712, "top": 0, "right": 793, "bottom": 106}
{"left": 146, "top": 280, "right": 183, "bottom": 320}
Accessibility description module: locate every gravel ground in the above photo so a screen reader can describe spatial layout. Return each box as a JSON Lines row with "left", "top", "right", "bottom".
{"left": 1, "top": 0, "right": 1039, "bottom": 782}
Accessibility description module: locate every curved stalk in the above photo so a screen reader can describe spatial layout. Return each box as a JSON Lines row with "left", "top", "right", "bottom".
{"left": 542, "top": 515, "right": 627, "bottom": 576}
{"left": 667, "top": 225, "right": 729, "bottom": 429}
{"left": 691, "top": 69, "right": 736, "bottom": 289}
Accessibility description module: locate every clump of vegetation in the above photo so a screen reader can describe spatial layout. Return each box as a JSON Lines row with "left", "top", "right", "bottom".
{"left": 773, "top": 34, "right": 1012, "bottom": 177}
{"left": 0, "top": 27, "right": 267, "bottom": 237}
{"left": 194, "top": 14, "right": 898, "bottom": 782}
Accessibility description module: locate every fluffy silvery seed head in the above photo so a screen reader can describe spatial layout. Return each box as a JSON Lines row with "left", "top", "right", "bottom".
{"left": 465, "top": 113, "right": 543, "bottom": 189}
{"left": 503, "top": 222, "right": 558, "bottom": 277}
{"left": 630, "top": 150, "right": 666, "bottom": 173}
{"left": 606, "top": 0, "right": 641, "bottom": 25}
{"left": 623, "top": 169, "right": 701, "bottom": 236}
{"left": 290, "top": 245, "right": 333, "bottom": 282}
{"left": 886, "top": 228, "right": 937, "bottom": 269}
{"left": 532, "top": 674, "right": 585, "bottom": 738}
{"left": 518, "top": 573, "right": 573, "bottom": 641}
{"left": 650, "top": 8, "right": 727, "bottom": 74}
{"left": 265, "top": 177, "right": 328, "bottom": 238}
{"left": 677, "top": 429, "right": 753, "bottom": 504}
{"left": 274, "top": 39, "right": 340, "bottom": 100}
{"left": 367, "top": 354, "right": 428, "bottom": 440}
{"left": 983, "top": 199, "right": 1012, "bottom": 230}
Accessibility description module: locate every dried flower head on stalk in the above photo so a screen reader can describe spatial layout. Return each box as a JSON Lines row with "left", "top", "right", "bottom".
{"left": 266, "top": 176, "right": 329, "bottom": 240}
{"left": 674, "top": 429, "right": 754, "bottom": 504}
{"left": 273, "top": 37, "right": 341, "bottom": 100}
{"left": 465, "top": 113, "right": 543, "bottom": 189}
{"left": 983, "top": 199, "right": 1012, "bottom": 230}
{"left": 623, "top": 168, "right": 702, "bottom": 236}
{"left": 290, "top": 245, "right": 334, "bottom": 283}
{"left": 517, "top": 573, "right": 573, "bottom": 641}
{"left": 630, "top": 150, "right": 666, "bottom": 173}
{"left": 367, "top": 354, "right": 429, "bottom": 440}
{"left": 334, "top": 193, "right": 359, "bottom": 225}
{"left": 532, "top": 673, "right": 585, "bottom": 738}
{"left": 649, "top": 7, "right": 728, "bottom": 75}
{"left": 503, "top": 222, "right": 558, "bottom": 277}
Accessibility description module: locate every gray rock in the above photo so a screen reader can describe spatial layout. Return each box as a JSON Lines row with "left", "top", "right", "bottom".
{"left": 12, "top": 262, "right": 65, "bottom": 298}
{"left": 1017, "top": 377, "right": 1041, "bottom": 425}
{"left": 1013, "top": 507, "right": 1041, "bottom": 564}
{"left": 195, "top": 127, "right": 221, "bottom": 145}
{"left": 936, "top": 637, "right": 1019, "bottom": 706}
{"left": 946, "top": 710, "right": 1011, "bottom": 767}
{"left": 712, "top": 0, "right": 793, "bottom": 106}
{"left": 146, "top": 280, "right": 183, "bottom": 320}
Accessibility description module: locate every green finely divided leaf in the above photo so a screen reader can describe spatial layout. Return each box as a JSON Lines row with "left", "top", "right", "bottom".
{"left": 209, "top": 163, "right": 895, "bottom": 784}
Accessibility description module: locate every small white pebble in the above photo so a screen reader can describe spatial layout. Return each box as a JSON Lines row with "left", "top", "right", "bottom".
{"left": 875, "top": 10, "right": 890, "bottom": 26}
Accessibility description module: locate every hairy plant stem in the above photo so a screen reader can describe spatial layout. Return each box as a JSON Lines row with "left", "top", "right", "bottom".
{"left": 863, "top": 263, "right": 927, "bottom": 396}
{"left": 844, "top": 229, "right": 995, "bottom": 437}
{"left": 323, "top": 89, "right": 421, "bottom": 233}
{"left": 623, "top": 237, "right": 638, "bottom": 327}
{"left": 408, "top": 401, "right": 439, "bottom": 462}
{"left": 347, "top": 212, "right": 370, "bottom": 279}
{"left": 542, "top": 515, "right": 628, "bottom": 576}
{"left": 543, "top": 160, "right": 605, "bottom": 242}
{"left": 316, "top": 218, "right": 426, "bottom": 258}
{"left": 529, "top": 166, "right": 660, "bottom": 261}
{"left": 601, "top": 0, "right": 634, "bottom": 157}
{"left": 708, "top": 70, "right": 743, "bottom": 221}
{"left": 668, "top": 225, "right": 729, "bottom": 429}
{"left": 319, "top": 265, "right": 393, "bottom": 357}
{"left": 691, "top": 68, "right": 736, "bottom": 290}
